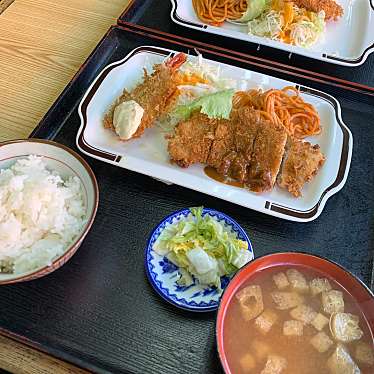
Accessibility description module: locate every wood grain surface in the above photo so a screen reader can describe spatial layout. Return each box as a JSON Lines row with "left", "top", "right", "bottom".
{"left": 0, "top": 0, "right": 15, "bottom": 15}
{"left": 0, "top": 0, "right": 129, "bottom": 372}
{"left": 0, "top": 0, "right": 129, "bottom": 142}
{"left": 0, "top": 335, "right": 89, "bottom": 374}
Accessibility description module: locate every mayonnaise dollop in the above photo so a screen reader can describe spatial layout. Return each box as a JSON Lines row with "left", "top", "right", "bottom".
{"left": 113, "top": 100, "right": 144, "bottom": 140}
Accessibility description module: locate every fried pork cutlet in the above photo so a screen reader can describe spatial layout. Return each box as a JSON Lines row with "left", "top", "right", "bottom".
{"left": 215, "top": 108, "right": 287, "bottom": 192}
{"left": 294, "top": 0, "right": 343, "bottom": 21}
{"left": 215, "top": 109, "right": 259, "bottom": 182}
{"left": 244, "top": 109, "right": 288, "bottom": 192}
{"left": 167, "top": 111, "right": 218, "bottom": 167}
{"left": 207, "top": 119, "right": 235, "bottom": 169}
{"left": 214, "top": 109, "right": 260, "bottom": 182}
{"left": 168, "top": 108, "right": 288, "bottom": 193}
{"left": 167, "top": 107, "right": 324, "bottom": 196}
{"left": 104, "top": 53, "right": 186, "bottom": 139}
{"left": 277, "top": 139, "right": 325, "bottom": 197}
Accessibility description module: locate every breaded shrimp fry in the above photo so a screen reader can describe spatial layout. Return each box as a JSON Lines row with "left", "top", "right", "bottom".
{"left": 104, "top": 52, "right": 187, "bottom": 139}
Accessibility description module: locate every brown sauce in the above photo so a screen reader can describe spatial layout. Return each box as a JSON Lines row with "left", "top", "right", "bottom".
{"left": 204, "top": 166, "right": 245, "bottom": 188}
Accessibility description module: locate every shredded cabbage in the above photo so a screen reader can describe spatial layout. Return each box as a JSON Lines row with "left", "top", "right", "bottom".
{"left": 248, "top": 9, "right": 283, "bottom": 39}
{"left": 179, "top": 53, "right": 238, "bottom": 90}
{"left": 156, "top": 53, "right": 241, "bottom": 132}
{"left": 153, "top": 207, "right": 251, "bottom": 290}
{"left": 289, "top": 11, "right": 325, "bottom": 48}
{"left": 247, "top": 3, "right": 325, "bottom": 48}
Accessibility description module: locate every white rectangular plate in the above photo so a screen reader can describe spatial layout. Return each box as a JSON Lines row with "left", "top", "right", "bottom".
{"left": 170, "top": 0, "right": 374, "bottom": 66}
{"left": 77, "top": 46, "right": 353, "bottom": 222}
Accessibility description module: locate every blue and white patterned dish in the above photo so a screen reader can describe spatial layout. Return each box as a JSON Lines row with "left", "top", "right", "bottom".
{"left": 145, "top": 208, "right": 254, "bottom": 312}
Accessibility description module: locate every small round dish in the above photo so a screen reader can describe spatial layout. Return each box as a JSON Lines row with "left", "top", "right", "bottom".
{"left": 216, "top": 252, "right": 374, "bottom": 373}
{"left": 0, "top": 139, "right": 99, "bottom": 285}
{"left": 145, "top": 208, "right": 253, "bottom": 312}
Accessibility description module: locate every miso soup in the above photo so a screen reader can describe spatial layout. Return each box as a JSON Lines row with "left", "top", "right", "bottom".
{"left": 224, "top": 266, "right": 373, "bottom": 374}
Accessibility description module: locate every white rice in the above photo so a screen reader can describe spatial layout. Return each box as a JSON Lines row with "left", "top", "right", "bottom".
{"left": 0, "top": 155, "right": 86, "bottom": 274}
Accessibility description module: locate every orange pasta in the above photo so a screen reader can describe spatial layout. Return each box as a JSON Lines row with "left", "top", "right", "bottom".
{"left": 192, "top": 0, "right": 247, "bottom": 26}
{"left": 233, "top": 86, "right": 321, "bottom": 138}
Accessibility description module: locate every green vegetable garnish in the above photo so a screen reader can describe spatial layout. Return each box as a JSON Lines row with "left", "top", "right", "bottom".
{"left": 173, "top": 89, "right": 235, "bottom": 121}
{"left": 153, "top": 207, "right": 251, "bottom": 290}
{"left": 237, "top": 0, "right": 267, "bottom": 22}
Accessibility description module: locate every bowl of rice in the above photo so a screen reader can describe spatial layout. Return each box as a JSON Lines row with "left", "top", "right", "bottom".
{"left": 0, "top": 139, "right": 99, "bottom": 284}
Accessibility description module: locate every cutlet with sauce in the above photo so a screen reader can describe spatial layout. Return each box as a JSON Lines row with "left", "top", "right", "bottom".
{"left": 168, "top": 106, "right": 325, "bottom": 197}
{"left": 168, "top": 108, "right": 288, "bottom": 193}
{"left": 242, "top": 109, "right": 288, "bottom": 192}
{"left": 216, "top": 108, "right": 288, "bottom": 192}
{"left": 206, "top": 119, "right": 235, "bottom": 170}
{"left": 216, "top": 109, "right": 259, "bottom": 182}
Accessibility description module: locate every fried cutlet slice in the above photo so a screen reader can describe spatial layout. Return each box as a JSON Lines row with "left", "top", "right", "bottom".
{"left": 293, "top": 0, "right": 343, "bottom": 21}
{"left": 207, "top": 120, "right": 235, "bottom": 169}
{"left": 167, "top": 111, "right": 217, "bottom": 168}
{"left": 246, "top": 112, "right": 288, "bottom": 193}
{"left": 208, "top": 107, "right": 288, "bottom": 190}
{"left": 216, "top": 108, "right": 259, "bottom": 182}
{"left": 218, "top": 152, "right": 249, "bottom": 183}
{"left": 277, "top": 139, "right": 325, "bottom": 197}
{"left": 234, "top": 108, "right": 260, "bottom": 156}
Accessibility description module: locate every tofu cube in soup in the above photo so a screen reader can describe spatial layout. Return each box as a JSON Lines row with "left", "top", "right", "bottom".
{"left": 310, "top": 331, "right": 333, "bottom": 353}
{"left": 271, "top": 291, "right": 304, "bottom": 310}
{"left": 327, "top": 344, "right": 361, "bottom": 374}
{"left": 290, "top": 304, "right": 317, "bottom": 324}
{"left": 240, "top": 353, "right": 256, "bottom": 372}
{"left": 283, "top": 320, "right": 303, "bottom": 336}
{"left": 354, "top": 342, "right": 374, "bottom": 366}
{"left": 310, "top": 277, "right": 332, "bottom": 296}
{"left": 311, "top": 313, "right": 330, "bottom": 331}
{"left": 255, "top": 309, "right": 278, "bottom": 334}
{"left": 273, "top": 272, "right": 289, "bottom": 290}
{"left": 236, "top": 285, "right": 264, "bottom": 321}
{"left": 260, "top": 355, "right": 287, "bottom": 374}
{"left": 286, "top": 269, "right": 309, "bottom": 293}
{"left": 330, "top": 313, "right": 363, "bottom": 342}
{"left": 322, "top": 290, "right": 344, "bottom": 314}
{"left": 252, "top": 340, "right": 271, "bottom": 362}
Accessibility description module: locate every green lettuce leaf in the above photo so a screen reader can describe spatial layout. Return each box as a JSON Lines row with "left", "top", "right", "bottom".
{"left": 174, "top": 89, "right": 235, "bottom": 120}
{"left": 237, "top": 0, "right": 267, "bottom": 22}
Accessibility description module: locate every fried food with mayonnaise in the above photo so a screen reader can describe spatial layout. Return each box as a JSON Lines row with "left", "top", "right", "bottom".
{"left": 104, "top": 53, "right": 186, "bottom": 140}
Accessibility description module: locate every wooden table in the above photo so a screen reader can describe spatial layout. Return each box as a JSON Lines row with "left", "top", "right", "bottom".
{"left": 0, "top": 0, "right": 129, "bottom": 372}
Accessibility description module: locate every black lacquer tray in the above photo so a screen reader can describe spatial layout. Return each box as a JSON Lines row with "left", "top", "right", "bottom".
{"left": 0, "top": 26, "right": 373, "bottom": 374}
{"left": 118, "top": 0, "right": 374, "bottom": 92}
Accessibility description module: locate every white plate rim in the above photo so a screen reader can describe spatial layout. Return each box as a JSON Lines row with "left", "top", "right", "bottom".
{"left": 76, "top": 45, "right": 353, "bottom": 223}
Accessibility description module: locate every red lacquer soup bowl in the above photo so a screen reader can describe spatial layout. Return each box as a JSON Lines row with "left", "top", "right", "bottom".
{"left": 216, "top": 252, "right": 374, "bottom": 374}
